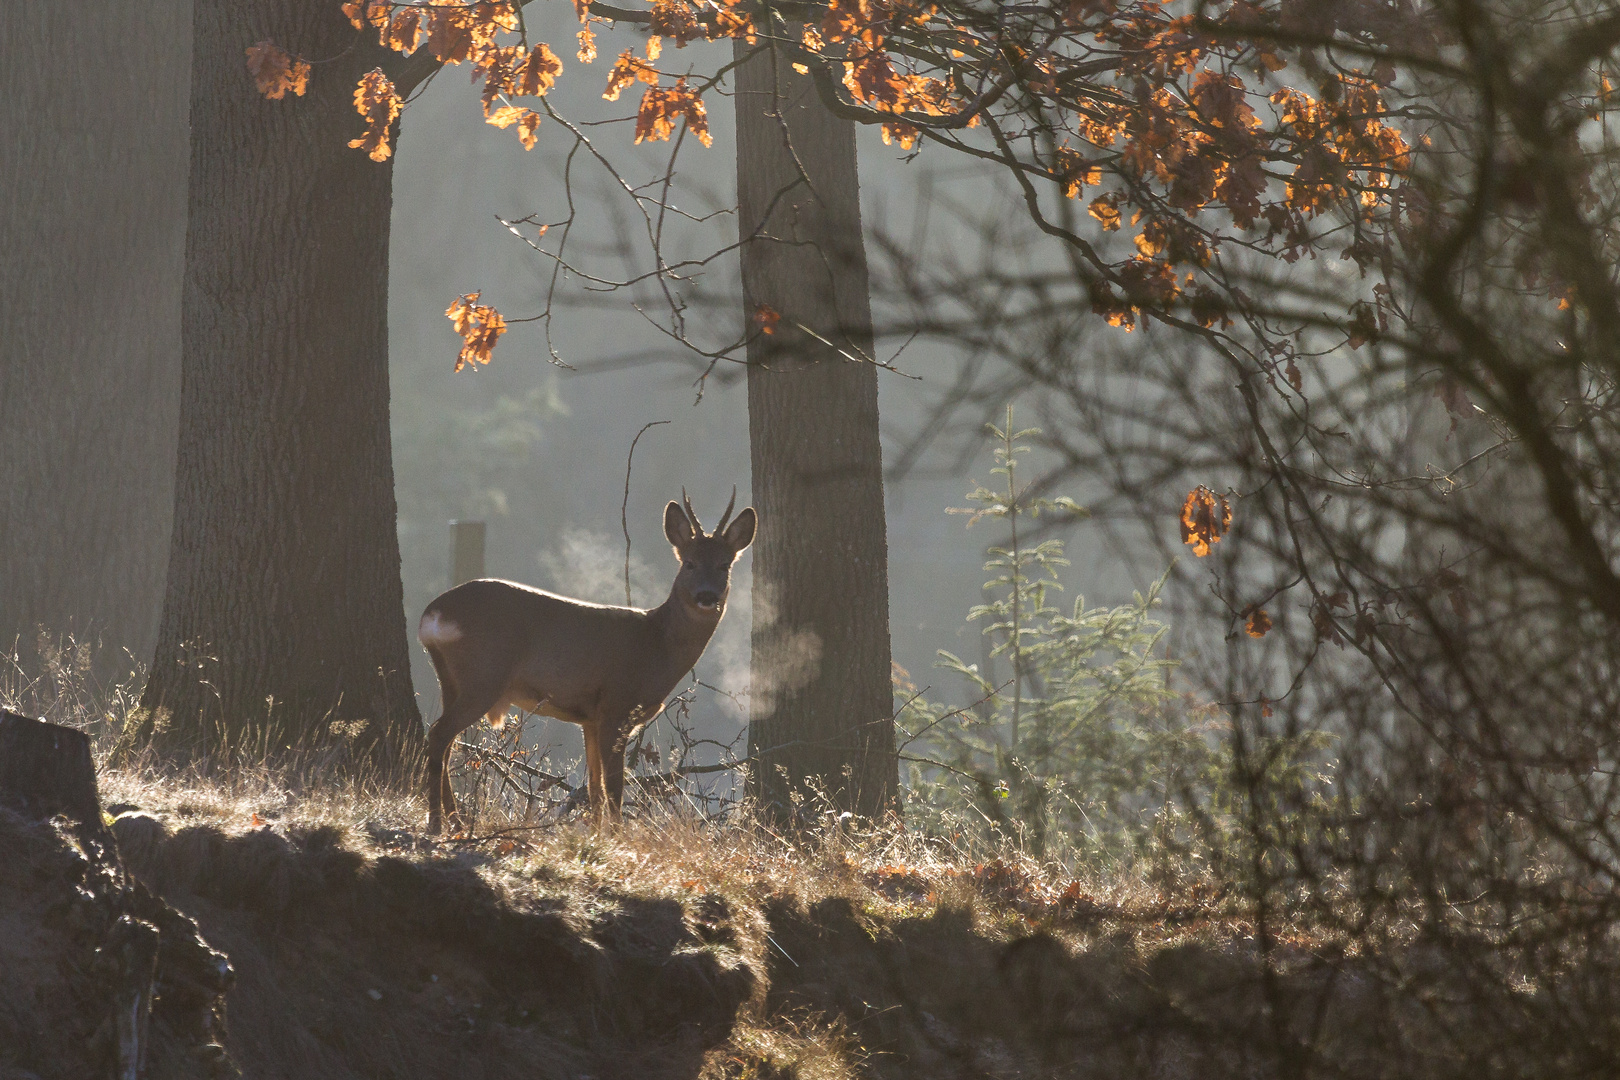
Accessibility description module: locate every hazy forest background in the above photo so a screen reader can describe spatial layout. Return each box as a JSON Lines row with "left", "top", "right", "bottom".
{"left": 0, "top": 0, "right": 1156, "bottom": 763}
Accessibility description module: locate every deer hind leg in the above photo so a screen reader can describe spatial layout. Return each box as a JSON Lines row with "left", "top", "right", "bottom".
{"left": 425, "top": 718, "right": 453, "bottom": 835}
{"left": 425, "top": 687, "right": 507, "bottom": 835}
{"left": 582, "top": 723, "right": 607, "bottom": 826}
{"left": 423, "top": 646, "right": 457, "bottom": 834}
{"left": 601, "top": 734, "right": 628, "bottom": 824}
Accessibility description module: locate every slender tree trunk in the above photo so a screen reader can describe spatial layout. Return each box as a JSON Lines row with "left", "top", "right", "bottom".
{"left": 733, "top": 41, "right": 896, "bottom": 821}
{"left": 139, "top": 0, "right": 420, "bottom": 761}
{"left": 0, "top": 1, "right": 189, "bottom": 686}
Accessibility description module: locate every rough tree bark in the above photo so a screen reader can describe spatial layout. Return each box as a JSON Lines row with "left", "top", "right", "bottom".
{"left": 733, "top": 41, "right": 897, "bottom": 821}
{"left": 139, "top": 0, "right": 421, "bottom": 760}
{"left": 0, "top": 1, "right": 189, "bottom": 684}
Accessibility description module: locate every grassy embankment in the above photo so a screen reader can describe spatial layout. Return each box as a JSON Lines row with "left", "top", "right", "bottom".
{"left": 2, "top": 732, "right": 1373, "bottom": 1080}
{"left": 0, "top": 648, "right": 1437, "bottom": 1080}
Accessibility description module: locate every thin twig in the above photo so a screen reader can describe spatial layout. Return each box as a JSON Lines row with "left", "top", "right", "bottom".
{"left": 622, "top": 420, "right": 671, "bottom": 606}
{"left": 897, "top": 679, "right": 1014, "bottom": 751}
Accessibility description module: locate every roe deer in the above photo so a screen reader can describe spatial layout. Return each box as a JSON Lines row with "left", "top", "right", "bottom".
{"left": 418, "top": 491, "right": 756, "bottom": 833}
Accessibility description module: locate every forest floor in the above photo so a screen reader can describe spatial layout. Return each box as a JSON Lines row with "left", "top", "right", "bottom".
{"left": 2, "top": 756, "right": 1420, "bottom": 1080}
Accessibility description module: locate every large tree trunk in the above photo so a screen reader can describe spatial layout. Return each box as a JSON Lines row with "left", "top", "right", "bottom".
{"left": 0, "top": 1, "right": 189, "bottom": 687}
{"left": 733, "top": 42, "right": 896, "bottom": 821}
{"left": 139, "top": 0, "right": 420, "bottom": 760}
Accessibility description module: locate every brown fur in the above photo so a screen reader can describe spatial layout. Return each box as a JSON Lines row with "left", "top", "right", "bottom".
{"left": 419, "top": 496, "right": 755, "bottom": 833}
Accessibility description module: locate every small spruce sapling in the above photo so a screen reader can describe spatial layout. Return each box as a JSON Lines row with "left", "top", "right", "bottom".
{"left": 899, "top": 408, "right": 1213, "bottom": 865}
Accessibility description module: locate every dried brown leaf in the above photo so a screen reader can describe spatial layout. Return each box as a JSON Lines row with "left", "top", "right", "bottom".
{"left": 446, "top": 291, "right": 507, "bottom": 370}
{"left": 1180, "top": 486, "right": 1232, "bottom": 557}
{"left": 245, "top": 41, "right": 310, "bottom": 100}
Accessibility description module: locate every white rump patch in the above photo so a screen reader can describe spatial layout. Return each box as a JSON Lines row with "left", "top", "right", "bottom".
{"left": 418, "top": 611, "right": 463, "bottom": 645}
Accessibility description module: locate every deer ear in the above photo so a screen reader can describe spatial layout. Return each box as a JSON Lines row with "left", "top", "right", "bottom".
{"left": 721, "top": 507, "right": 757, "bottom": 553}
{"left": 664, "top": 501, "right": 695, "bottom": 547}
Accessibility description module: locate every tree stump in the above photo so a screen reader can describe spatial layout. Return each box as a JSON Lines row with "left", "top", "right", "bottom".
{"left": 0, "top": 710, "right": 111, "bottom": 844}
{"left": 0, "top": 712, "right": 178, "bottom": 1075}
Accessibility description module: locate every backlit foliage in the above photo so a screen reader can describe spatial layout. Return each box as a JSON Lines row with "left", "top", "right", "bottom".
{"left": 635, "top": 77, "right": 711, "bottom": 145}
{"left": 244, "top": 41, "right": 309, "bottom": 99}
{"left": 348, "top": 69, "right": 403, "bottom": 160}
{"left": 445, "top": 291, "right": 507, "bottom": 370}
{"left": 246, "top": 0, "right": 1422, "bottom": 370}
{"left": 1179, "top": 486, "right": 1231, "bottom": 557}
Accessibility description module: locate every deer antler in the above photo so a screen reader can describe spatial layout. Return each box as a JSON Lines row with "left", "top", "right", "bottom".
{"left": 715, "top": 486, "right": 738, "bottom": 533}
{"left": 681, "top": 487, "right": 702, "bottom": 534}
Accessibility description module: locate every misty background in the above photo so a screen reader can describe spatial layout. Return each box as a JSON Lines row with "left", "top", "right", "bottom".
{"left": 1, "top": 1, "right": 1169, "bottom": 762}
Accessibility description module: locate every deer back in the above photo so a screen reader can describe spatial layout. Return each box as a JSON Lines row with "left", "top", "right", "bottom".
{"left": 420, "top": 579, "right": 709, "bottom": 724}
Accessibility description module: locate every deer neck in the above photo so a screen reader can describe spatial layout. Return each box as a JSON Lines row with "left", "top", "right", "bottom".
{"left": 649, "top": 595, "right": 723, "bottom": 673}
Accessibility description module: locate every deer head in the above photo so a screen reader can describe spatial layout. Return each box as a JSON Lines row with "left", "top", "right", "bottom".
{"left": 663, "top": 487, "right": 757, "bottom": 614}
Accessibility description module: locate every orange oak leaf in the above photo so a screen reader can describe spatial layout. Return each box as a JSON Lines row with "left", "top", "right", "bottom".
{"left": 487, "top": 105, "right": 543, "bottom": 149}
{"left": 517, "top": 109, "right": 542, "bottom": 150}
{"left": 387, "top": 7, "right": 425, "bottom": 55}
{"left": 1055, "top": 147, "right": 1101, "bottom": 197}
{"left": 604, "top": 50, "right": 659, "bottom": 101}
{"left": 844, "top": 49, "right": 908, "bottom": 109}
{"left": 446, "top": 291, "right": 507, "bottom": 371}
{"left": 1188, "top": 285, "right": 1232, "bottom": 330}
{"left": 648, "top": 0, "right": 703, "bottom": 47}
{"left": 1089, "top": 193, "right": 1122, "bottom": 231}
{"left": 1180, "top": 486, "right": 1232, "bottom": 557}
{"left": 486, "top": 104, "right": 525, "bottom": 127}
{"left": 245, "top": 41, "right": 310, "bottom": 100}
{"left": 753, "top": 304, "right": 781, "bottom": 335}
{"left": 422, "top": 7, "right": 476, "bottom": 65}
{"left": 420, "top": 0, "right": 517, "bottom": 66}
{"left": 342, "top": 1, "right": 391, "bottom": 31}
{"left": 635, "top": 78, "right": 711, "bottom": 147}
{"left": 348, "top": 69, "right": 403, "bottom": 161}
{"left": 513, "top": 43, "right": 563, "bottom": 97}
{"left": 711, "top": 0, "right": 755, "bottom": 43}
{"left": 882, "top": 121, "right": 920, "bottom": 148}
{"left": 1244, "top": 607, "right": 1272, "bottom": 638}
{"left": 577, "top": 26, "right": 597, "bottom": 63}
{"left": 476, "top": 44, "right": 525, "bottom": 114}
